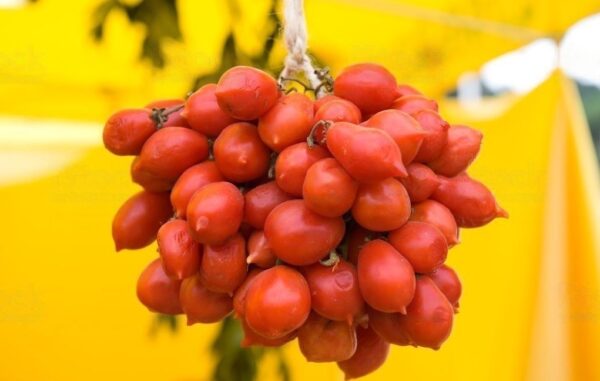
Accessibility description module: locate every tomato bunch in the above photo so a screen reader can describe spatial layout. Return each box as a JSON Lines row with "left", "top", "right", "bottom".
{"left": 105, "top": 63, "right": 507, "bottom": 379}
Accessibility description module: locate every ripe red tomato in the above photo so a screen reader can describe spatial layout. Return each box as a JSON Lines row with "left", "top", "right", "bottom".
{"left": 244, "top": 266, "right": 311, "bottom": 338}
{"left": 275, "top": 142, "right": 329, "bottom": 197}
{"left": 397, "top": 276, "right": 454, "bottom": 349}
{"left": 334, "top": 63, "right": 397, "bottom": 114}
{"left": 303, "top": 260, "right": 365, "bottom": 323}
{"left": 388, "top": 221, "right": 448, "bottom": 273}
{"left": 247, "top": 230, "right": 277, "bottom": 268}
{"left": 187, "top": 181, "right": 244, "bottom": 245}
{"left": 112, "top": 190, "right": 172, "bottom": 251}
{"left": 133, "top": 127, "right": 209, "bottom": 188}
{"left": 394, "top": 84, "right": 421, "bottom": 98}
{"left": 352, "top": 178, "right": 411, "bottom": 232}
{"left": 170, "top": 161, "right": 223, "bottom": 218}
{"left": 264, "top": 200, "right": 345, "bottom": 266}
{"left": 215, "top": 66, "right": 280, "bottom": 120}
{"left": 392, "top": 94, "right": 439, "bottom": 115}
{"left": 240, "top": 318, "right": 297, "bottom": 347}
{"left": 314, "top": 99, "right": 362, "bottom": 124}
{"left": 243, "top": 181, "right": 293, "bottom": 229}
{"left": 214, "top": 122, "right": 270, "bottom": 182}
{"left": 346, "top": 226, "right": 374, "bottom": 265}
{"left": 399, "top": 162, "right": 440, "bottom": 203}
{"left": 298, "top": 313, "right": 357, "bottom": 362}
{"left": 131, "top": 156, "right": 175, "bottom": 192}
{"left": 368, "top": 306, "right": 410, "bottom": 346}
{"left": 325, "top": 122, "right": 407, "bottom": 183}
{"left": 183, "top": 84, "right": 237, "bottom": 137}
{"left": 363, "top": 109, "right": 425, "bottom": 165}
{"left": 432, "top": 173, "right": 508, "bottom": 227}
{"left": 233, "top": 268, "right": 262, "bottom": 318}
{"left": 303, "top": 158, "right": 358, "bottom": 218}
{"left": 258, "top": 93, "right": 314, "bottom": 152}
{"left": 179, "top": 275, "right": 233, "bottom": 324}
{"left": 313, "top": 94, "right": 343, "bottom": 111}
{"left": 429, "top": 264, "right": 462, "bottom": 312}
{"left": 412, "top": 110, "right": 450, "bottom": 163}
{"left": 157, "top": 219, "right": 201, "bottom": 280}
{"left": 428, "top": 125, "right": 483, "bottom": 176}
{"left": 103, "top": 109, "right": 155, "bottom": 155}
{"left": 410, "top": 200, "right": 459, "bottom": 246}
{"left": 145, "top": 99, "right": 189, "bottom": 128}
{"left": 357, "top": 239, "right": 415, "bottom": 313}
{"left": 136, "top": 258, "right": 182, "bottom": 315}
{"left": 337, "top": 326, "right": 390, "bottom": 379}
{"left": 199, "top": 233, "right": 247, "bottom": 294}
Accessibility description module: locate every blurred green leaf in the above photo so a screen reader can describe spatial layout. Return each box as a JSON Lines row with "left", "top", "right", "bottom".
{"left": 148, "top": 314, "right": 179, "bottom": 337}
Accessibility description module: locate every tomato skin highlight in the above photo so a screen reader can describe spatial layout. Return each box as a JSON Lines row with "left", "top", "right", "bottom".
{"left": 258, "top": 93, "right": 315, "bottom": 152}
{"left": 275, "top": 142, "right": 330, "bottom": 197}
{"left": 112, "top": 190, "right": 172, "bottom": 251}
{"left": 388, "top": 221, "right": 448, "bottom": 274}
{"left": 412, "top": 110, "right": 450, "bottom": 163}
{"left": 303, "top": 260, "right": 365, "bottom": 323}
{"left": 199, "top": 233, "right": 248, "bottom": 294}
{"left": 337, "top": 326, "right": 390, "bottom": 380}
{"left": 428, "top": 125, "right": 483, "bottom": 177}
{"left": 187, "top": 181, "right": 244, "bottom": 245}
{"left": 244, "top": 266, "right": 311, "bottom": 339}
{"left": 392, "top": 95, "right": 438, "bottom": 115}
{"left": 334, "top": 63, "right": 397, "bottom": 114}
{"left": 303, "top": 158, "right": 358, "bottom": 218}
{"left": 244, "top": 181, "right": 293, "bottom": 229}
{"left": 410, "top": 200, "right": 459, "bottom": 246}
{"left": 170, "top": 161, "right": 224, "bottom": 218}
{"left": 264, "top": 200, "right": 345, "bottom": 266}
{"left": 326, "top": 122, "right": 407, "bottom": 183}
{"left": 103, "top": 109, "right": 155, "bottom": 155}
{"left": 183, "top": 84, "right": 237, "bottom": 137}
{"left": 215, "top": 66, "right": 280, "bottom": 120}
{"left": 137, "top": 258, "right": 183, "bottom": 315}
{"left": 399, "top": 163, "right": 440, "bottom": 203}
{"left": 357, "top": 239, "right": 416, "bottom": 313}
{"left": 179, "top": 274, "right": 233, "bottom": 324}
{"left": 298, "top": 313, "right": 357, "bottom": 362}
{"left": 314, "top": 99, "right": 362, "bottom": 124}
{"left": 429, "top": 264, "right": 462, "bottom": 312}
{"left": 432, "top": 173, "right": 508, "bottom": 227}
{"left": 247, "top": 230, "right": 277, "bottom": 268}
{"left": 352, "top": 178, "right": 411, "bottom": 232}
{"left": 214, "top": 122, "right": 270, "bottom": 182}
{"left": 157, "top": 219, "right": 201, "bottom": 280}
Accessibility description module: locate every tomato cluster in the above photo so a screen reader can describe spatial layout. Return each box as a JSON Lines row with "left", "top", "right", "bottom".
{"left": 105, "top": 63, "right": 507, "bottom": 379}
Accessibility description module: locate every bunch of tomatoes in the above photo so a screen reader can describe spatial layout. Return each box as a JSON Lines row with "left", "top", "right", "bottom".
{"left": 104, "top": 63, "right": 507, "bottom": 379}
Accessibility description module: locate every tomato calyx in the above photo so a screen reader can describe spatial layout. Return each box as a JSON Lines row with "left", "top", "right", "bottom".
{"left": 320, "top": 251, "right": 341, "bottom": 268}
{"left": 150, "top": 104, "right": 185, "bottom": 129}
{"left": 307, "top": 119, "right": 332, "bottom": 147}
{"left": 278, "top": 67, "right": 334, "bottom": 96}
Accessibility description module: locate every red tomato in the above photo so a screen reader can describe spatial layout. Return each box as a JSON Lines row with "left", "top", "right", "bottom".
{"left": 412, "top": 110, "right": 449, "bottom": 163}
{"left": 337, "top": 326, "right": 389, "bottom": 380}
{"left": 183, "top": 84, "right": 237, "bottom": 137}
{"left": 429, "top": 264, "right": 462, "bottom": 312}
{"left": 145, "top": 99, "right": 189, "bottom": 128}
{"left": 313, "top": 94, "right": 342, "bottom": 111}
{"left": 103, "top": 109, "right": 155, "bottom": 155}
{"left": 392, "top": 94, "right": 438, "bottom": 115}
{"left": 368, "top": 306, "right": 410, "bottom": 346}
{"left": 352, "top": 178, "right": 411, "bottom": 232}
{"left": 131, "top": 156, "right": 174, "bottom": 192}
{"left": 275, "top": 142, "right": 329, "bottom": 197}
{"left": 157, "top": 219, "right": 201, "bottom": 279}
{"left": 432, "top": 173, "right": 508, "bottom": 227}
{"left": 395, "top": 84, "right": 421, "bottom": 98}
{"left": 214, "top": 122, "right": 270, "bottom": 182}
{"left": 136, "top": 258, "right": 182, "bottom": 315}
{"left": 240, "top": 318, "right": 297, "bottom": 347}
{"left": 170, "top": 161, "right": 223, "bottom": 218}
{"left": 303, "top": 260, "right": 365, "bottom": 323}
{"left": 303, "top": 158, "right": 358, "bottom": 218}
{"left": 357, "top": 239, "right": 415, "bottom": 313}
{"left": 232, "top": 268, "right": 262, "bottom": 318}
{"left": 347, "top": 226, "right": 374, "bottom": 265}
{"left": 133, "top": 127, "right": 209, "bottom": 188}
{"left": 244, "top": 181, "right": 293, "bottom": 229}
{"left": 199, "top": 233, "right": 247, "bottom": 294}
{"left": 410, "top": 200, "right": 459, "bottom": 246}
{"left": 179, "top": 275, "right": 233, "bottom": 324}
{"left": 363, "top": 109, "right": 425, "bottom": 165}
{"left": 187, "top": 181, "right": 244, "bottom": 245}
{"left": 244, "top": 266, "right": 311, "bottom": 338}
{"left": 264, "top": 200, "right": 345, "bottom": 266}
{"left": 428, "top": 125, "right": 483, "bottom": 177}
{"left": 258, "top": 93, "right": 314, "bottom": 152}
{"left": 334, "top": 63, "right": 397, "bottom": 114}
{"left": 215, "top": 66, "right": 280, "bottom": 120}
{"left": 112, "top": 190, "right": 172, "bottom": 251}
{"left": 325, "top": 122, "right": 407, "bottom": 183}
{"left": 399, "top": 163, "right": 440, "bottom": 203}
{"left": 397, "top": 276, "right": 454, "bottom": 349}
{"left": 313, "top": 99, "right": 361, "bottom": 124}
{"left": 298, "top": 313, "right": 357, "bottom": 362}
{"left": 247, "top": 230, "right": 277, "bottom": 268}
{"left": 388, "top": 221, "right": 448, "bottom": 273}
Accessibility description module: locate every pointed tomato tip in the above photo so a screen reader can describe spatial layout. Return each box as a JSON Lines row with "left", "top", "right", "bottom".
{"left": 180, "top": 109, "right": 188, "bottom": 118}
{"left": 186, "top": 317, "right": 195, "bottom": 326}
{"left": 194, "top": 216, "right": 209, "bottom": 231}
{"left": 399, "top": 307, "right": 408, "bottom": 315}
{"left": 496, "top": 206, "right": 509, "bottom": 219}
{"left": 114, "top": 241, "right": 124, "bottom": 252}
{"left": 394, "top": 161, "right": 408, "bottom": 178}
{"left": 246, "top": 252, "right": 258, "bottom": 264}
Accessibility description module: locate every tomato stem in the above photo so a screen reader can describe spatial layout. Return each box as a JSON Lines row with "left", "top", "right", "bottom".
{"left": 306, "top": 120, "right": 331, "bottom": 147}
{"left": 150, "top": 104, "right": 184, "bottom": 129}
{"left": 320, "top": 251, "right": 340, "bottom": 267}
{"left": 267, "top": 152, "right": 278, "bottom": 179}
